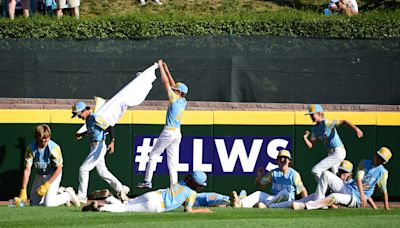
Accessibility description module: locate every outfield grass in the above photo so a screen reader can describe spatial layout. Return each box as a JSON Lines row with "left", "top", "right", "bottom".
{"left": 1, "top": 206, "right": 400, "bottom": 228}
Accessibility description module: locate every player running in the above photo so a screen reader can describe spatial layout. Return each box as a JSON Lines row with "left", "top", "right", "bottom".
{"left": 72, "top": 101, "right": 130, "bottom": 204}
{"left": 230, "top": 149, "right": 308, "bottom": 208}
{"left": 293, "top": 147, "right": 392, "bottom": 210}
{"left": 82, "top": 171, "right": 211, "bottom": 213}
{"left": 303, "top": 104, "right": 363, "bottom": 198}
{"left": 15, "top": 124, "right": 80, "bottom": 207}
{"left": 136, "top": 59, "right": 188, "bottom": 189}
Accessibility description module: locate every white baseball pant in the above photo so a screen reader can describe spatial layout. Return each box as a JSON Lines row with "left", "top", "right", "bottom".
{"left": 312, "top": 146, "right": 346, "bottom": 182}
{"left": 268, "top": 193, "right": 317, "bottom": 208}
{"left": 100, "top": 191, "right": 165, "bottom": 213}
{"left": 30, "top": 172, "right": 70, "bottom": 207}
{"left": 314, "top": 170, "right": 353, "bottom": 200}
{"left": 144, "top": 127, "right": 182, "bottom": 186}
{"left": 240, "top": 190, "right": 289, "bottom": 208}
{"left": 305, "top": 192, "right": 357, "bottom": 210}
{"left": 78, "top": 141, "right": 124, "bottom": 199}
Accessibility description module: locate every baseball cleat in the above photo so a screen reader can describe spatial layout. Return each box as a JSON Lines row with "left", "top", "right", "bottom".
{"left": 230, "top": 191, "right": 242, "bottom": 208}
{"left": 65, "top": 187, "right": 81, "bottom": 207}
{"left": 82, "top": 201, "right": 99, "bottom": 212}
{"left": 89, "top": 189, "right": 111, "bottom": 199}
{"left": 118, "top": 185, "right": 130, "bottom": 202}
{"left": 136, "top": 181, "right": 152, "bottom": 189}
{"left": 291, "top": 202, "right": 306, "bottom": 210}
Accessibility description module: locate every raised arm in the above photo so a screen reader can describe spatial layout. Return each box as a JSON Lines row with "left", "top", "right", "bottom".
{"left": 303, "top": 131, "right": 314, "bottom": 149}
{"left": 163, "top": 62, "right": 175, "bottom": 87}
{"left": 158, "top": 59, "right": 172, "bottom": 94}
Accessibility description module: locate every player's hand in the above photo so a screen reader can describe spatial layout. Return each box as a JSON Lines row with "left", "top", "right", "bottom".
{"left": 76, "top": 133, "right": 82, "bottom": 140}
{"left": 107, "top": 142, "right": 115, "bottom": 154}
{"left": 19, "top": 189, "right": 27, "bottom": 203}
{"left": 36, "top": 181, "right": 50, "bottom": 197}
{"left": 360, "top": 195, "right": 367, "bottom": 208}
{"left": 158, "top": 59, "right": 163, "bottom": 65}
{"left": 303, "top": 131, "right": 310, "bottom": 138}
{"left": 257, "top": 167, "right": 265, "bottom": 177}
{"left": 355, "top": 128, "right": 363, "bottom": 138}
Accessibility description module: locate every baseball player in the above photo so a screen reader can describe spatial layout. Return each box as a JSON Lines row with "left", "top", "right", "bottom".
{"left": 293, "top": 147, "right": 392, "bottom": 210}
{"left": 136, "top": 59, "right": 188, "bottom": 189}
{"left": 303, "top": 104, "right": 363, "bottom": 199}
{"left": 230, "top": 149, "right": 308, "bottom": 208}
{"left": 82, "top": 171, "right": 211, "bottom": 213}
{"left": 269, "top": 159, "right": 352, "bottom": 208}
{"left": 15, "top": 124, "right": 80, "bottom": 207}
{"left": 72, "top": 102, "right": 130, "bottom": 204}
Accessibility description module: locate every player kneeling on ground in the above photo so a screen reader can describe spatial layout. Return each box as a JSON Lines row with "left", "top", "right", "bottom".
{"left": 230, "top": 149, "right": 308, "bottom": 208}
{"left": 293, "top": 147, "right": 391, "bottom": 210}
{"left": 15, "top": 124, "right": 80, "bottom": 207}
{"left": 82, "top": 171, "right": 211, "bottom": 213}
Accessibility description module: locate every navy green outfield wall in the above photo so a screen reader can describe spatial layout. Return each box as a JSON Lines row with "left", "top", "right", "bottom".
{"left": 0, "top": 110, "right": 399, "bottom": 201}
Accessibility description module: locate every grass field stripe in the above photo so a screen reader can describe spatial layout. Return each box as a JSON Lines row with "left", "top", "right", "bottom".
{"left": 214, "top": 111, "right": 294, "bottom": 125}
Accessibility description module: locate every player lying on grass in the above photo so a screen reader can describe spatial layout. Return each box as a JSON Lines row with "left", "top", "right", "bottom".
{"left": 303, "top": 104, "right": 363, "bottom": 199}
{"left": 292, "top": 147, "right": 391, "bottom": 210}
{"left": 82, "top": 171, "right": 211, "bottom": 213}
{"left": 230, "top": 149, "right": 308, "bottom": 208}
{"left": 15, "top": 124, "right": 80, "bottom": 207}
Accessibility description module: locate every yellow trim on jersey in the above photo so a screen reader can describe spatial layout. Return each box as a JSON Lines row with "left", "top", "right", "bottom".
{"left": 0, "top": 109, "right": 399, "bottom": 126}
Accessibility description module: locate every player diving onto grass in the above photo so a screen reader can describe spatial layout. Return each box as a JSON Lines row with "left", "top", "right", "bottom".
{"left": 82, "top": 171, "right": 211, "bottom": 213}
{"left": 292, "top": 147, "right": 392, "bottom": 210}
{"left": 137, "top": 59, "right": 188, "bottom": 189}
{"left": 230, "top": 149, "right": 308, "bottom": 208}
{"left": 303, "top": 104, "right": 363, "bottom": 200}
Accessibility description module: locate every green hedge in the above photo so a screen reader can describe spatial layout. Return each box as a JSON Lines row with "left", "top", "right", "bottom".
{"left": 0, "top": 11, "right": 399, "bottom": 39}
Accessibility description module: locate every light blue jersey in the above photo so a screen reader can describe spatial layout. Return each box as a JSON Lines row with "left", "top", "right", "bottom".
{"left": 160, "top": 180, "right": 197, "bottom": 211}
{"left": 311, "top": 119, "right": 344, "bottom": 149}
{"left": 265, "top": 167, "right": 305, "bottom": 201}
{"left": 348, "top": 160, "right": 388, "bottom": 207}
{"left": 86, "top": 113, "right": 107, "bottom": 142}
{"left": 24, "top": 140, "right": 63, "bottom": 175}
{"left": 166, "top": 88, "right": 187, "bottom": 128}
{"left": 193, "top": 192, "right": 229, "bottom": 207}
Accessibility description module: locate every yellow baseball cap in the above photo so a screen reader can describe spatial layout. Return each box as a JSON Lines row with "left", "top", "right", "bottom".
{"left": 338, "top": 160, "right": 353, "bottom": 173}
{"left": 277, "top": 149, "right": 292, "bottom": 160}
{"left": 377, "top": 147, "right": 392, "bottom": 163}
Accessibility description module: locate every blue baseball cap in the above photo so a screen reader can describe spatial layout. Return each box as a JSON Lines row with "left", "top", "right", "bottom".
{"left": 306, "top": 104, "right": 323, "bottom": 115}
{"left": 172, "top": 82, "right": 188, "bottom": 95}
{"left": 71, "top": 101, "right": 87, "bottom": 118}
{"left": 192, "top": 170, "right": 207, "bottom": 186}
